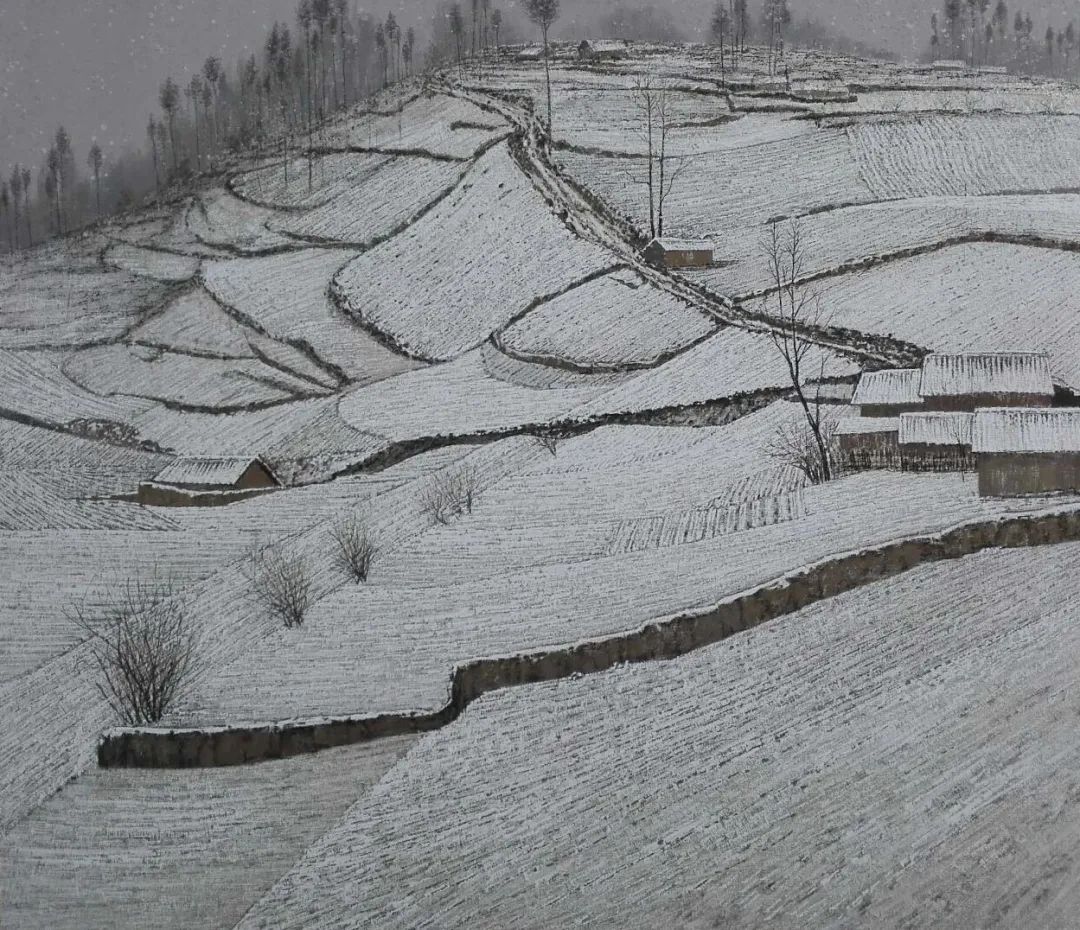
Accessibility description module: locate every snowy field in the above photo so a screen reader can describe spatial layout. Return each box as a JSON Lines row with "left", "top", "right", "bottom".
{"left": 498, "top": 268, "right": 716, "bottom": 369}
{"left": 173, "top": 406, "right": 1073, "bottom": 724}
{"left": 239, "top": 541, "right": 1080, "bottom": 929}
{"left": 7, "top": 39, "right": 1080, "bottom": 927}
{"left": 0, "top": 736, "right": 416, "bottom": 930}
{"left": 746, "top": 242, "right": 1080, "bottom": 389}
{"left": 332, "top": 144, "right": 615, "bottom": 360}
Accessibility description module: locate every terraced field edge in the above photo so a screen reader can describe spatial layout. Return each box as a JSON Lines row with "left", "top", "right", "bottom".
{"left": 97, "top": 503, "right": 1080, "bottom": 769}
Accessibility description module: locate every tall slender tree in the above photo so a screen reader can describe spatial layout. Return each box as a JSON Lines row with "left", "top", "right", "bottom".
{"left": 185, "top": 75, "right": 205, "bottom": 171}
{"left": 448, "top": 5, "right": 465, "bottom": 71}
{"left": 147, "top": 116, "right": 162, "bottom": 197}
{"left": 0, "top": 182, "right": 11, "bottom": 255}
{"left": 159, "top": 77, "right": 181, "bottom": 174}
{"left": 87, "top": 143, "right": 104, "bottom": 219}
{"left": 8, "top": 167, "right": 22, "bottom": 250}
{"left": 19, "top": 166, "right": 31, "bottom": 246}
{"left": 525, "top": 0, "right": 560, "bottom": 137}
{"left": 45, "top": 147, "right": 62, "bottom": 233}
{"left": 492, "top": 8, "right": 503, "bottom": 52}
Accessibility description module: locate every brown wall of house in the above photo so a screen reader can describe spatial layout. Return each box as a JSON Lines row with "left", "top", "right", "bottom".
{"left": 837, "top": 432, "right": 900, "bottom": 471}
{"left": 859, "top": 404, "right": 923, "bottom": 418}
{"left": 645, "top": 244, "right": 713, "bottom": 269}
{"left": 900, "top": 443, "right": 975, "bottom": 473}
{"left": 136, "top": 483, "right": 275, "bottom": 508}
{"left": 237, "top": 462, "right": 279, "bottom": 490}
{"left": 923, "top": 393, "right": 1052, "bottom": 412}
{"left": 978, "top": 452, "right": 1080, "bottom": 497}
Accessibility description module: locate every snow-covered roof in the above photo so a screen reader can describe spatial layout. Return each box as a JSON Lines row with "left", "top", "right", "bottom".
{"left": 153, "top": 457, "right": 275, "bottom": 488}
{"left": 649, "top": 237, "right": 714, "bottom": 253}
{"left": 835, "top": 416, "right": 900, "bottom": 436}
{"left": 851, "top": 368, "right": 922, "bottom": 408}
{"left": 972, "top": 408, "right": 1080, "bottom": 454}
{"left": 899, "top": 412, "right": 974, "bottom": 447}
{"left": 919, "top": 353, "right": 1053, "bottom": 399}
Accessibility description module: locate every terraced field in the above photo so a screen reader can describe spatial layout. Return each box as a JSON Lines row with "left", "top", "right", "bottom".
{"left": 238, "top": 541, "right": 1080, "bottom": 929}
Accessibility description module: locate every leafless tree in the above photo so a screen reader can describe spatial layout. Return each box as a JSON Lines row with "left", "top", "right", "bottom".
{"left": 627, "top": 75, "right": 692, "bottom": 240}
{"left": 945, "top": 416, "right": 972, "bottom": 479}
{"left": 525, "top": 0, "right": 560, "bottom": 136}
{"left": 331, "top": 515, "right": 378, "bottom": 582}
{"left": 68, "top": 577, "right": 200, "bottom": 725}
{"left": 762, "top": 220, "right": 834, "bottom": 483}
{"left": 533, "top": 427, "right": 562, "bottom": 456}
{"left": 420, "top": 465, "right": 484, "bottom": 525}
{"left": 767, "top": 415, "right": 838, "bottom": 485}
{"left": 247, "top": 545, "right": 313, "bottom": 628}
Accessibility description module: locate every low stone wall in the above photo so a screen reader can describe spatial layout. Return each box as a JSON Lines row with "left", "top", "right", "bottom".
{"left": 98, "top": 506, "right": 1080, "bottom": 769}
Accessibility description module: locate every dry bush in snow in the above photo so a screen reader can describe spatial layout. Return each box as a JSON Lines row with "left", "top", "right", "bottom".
{"left": 420, "top": 465, "right": 483, "bottom": 525}
{"left": 247, "top": 545, "right": 313, "bottom": 628}
{"left": 768, "top": 415, "right": 838, "bottom": 485}
{"left": 68, "top": 577, "right": 199, "bottom": 725}
{"left": 331, "top": 515, "right": 378, "bottom": 583}
{"left": 533, "top": 427, "right": 562, "bottom": 457}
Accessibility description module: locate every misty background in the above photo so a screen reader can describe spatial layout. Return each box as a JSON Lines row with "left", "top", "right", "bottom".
{"left": 0, "top": 0, "right": 1075, "bottom": 183}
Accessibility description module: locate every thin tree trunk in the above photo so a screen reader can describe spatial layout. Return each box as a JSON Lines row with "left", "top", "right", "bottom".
{"left": 543, "top": 26, "right": 553, "bottom": 137}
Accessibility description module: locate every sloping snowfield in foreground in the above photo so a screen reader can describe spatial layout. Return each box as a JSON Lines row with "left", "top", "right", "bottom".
{"left": 0, "top": 736, "right": 416, "bottom": 930}
{"left": 238, "top": 541, "right": 1080, "bottom": 930}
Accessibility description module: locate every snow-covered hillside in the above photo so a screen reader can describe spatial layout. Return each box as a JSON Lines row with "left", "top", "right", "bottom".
{"left": 5, "top": 40, "right": 1080, "bottom": 930}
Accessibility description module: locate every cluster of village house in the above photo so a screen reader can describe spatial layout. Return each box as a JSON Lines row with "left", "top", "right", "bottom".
{"left": 837, "top": 352, "right": 1080, "bottom": 498}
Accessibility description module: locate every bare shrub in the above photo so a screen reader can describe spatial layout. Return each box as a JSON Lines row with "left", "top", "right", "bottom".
{"left": 68, "top": 578, "right": 199, "bottom": 726}
{"left": 420, "top": 465, "right": 483, "bottom": 525}
{"left": 768, "top": 415, "right": 838, "bottom": 485}
{"left": 247, "top": 546, "right": 313, "bottom": 628}
{"left": 533, "top": 427, "right": 562, "bottom": 457}
{"left": 331, "top": 516, "right": 378, "bottom": 583}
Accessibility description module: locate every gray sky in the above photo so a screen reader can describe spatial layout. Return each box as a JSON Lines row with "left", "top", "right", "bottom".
{"left": 1, "top": 0, "right": 1074, "bottom": 174}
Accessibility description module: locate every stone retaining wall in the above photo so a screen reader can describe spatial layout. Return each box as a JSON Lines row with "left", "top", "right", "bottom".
{"left": 98, "top": 506, "right": 1080, "bottom": 769}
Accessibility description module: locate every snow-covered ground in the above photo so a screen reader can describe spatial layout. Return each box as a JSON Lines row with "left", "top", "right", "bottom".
{"left": 7, "top": 39, "right": 1080, "bottom": 926}
{"left": 0, "top": 736, "right": 416, "bottom": 930}
{"left": 238, "top": 541, "right": 1080, "bottom": 929}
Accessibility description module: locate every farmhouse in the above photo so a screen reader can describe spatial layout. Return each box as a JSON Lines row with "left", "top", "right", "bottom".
{"left": 931, "top": 59, "right": 967, "bottom": 71}
{"left": 577, "top": 39, "right": 631, "bottom": 61}
{"left": 918, "top": 353, "right": 1054, "bottom": 412}
{"left": 644, "top": 238, "right": 714, "bottom": 269}
{"left": 899, "top": 411, "right": 975, "bottom": 472}
{"left": 850, "top": 368, "right": 922, "bottom": 417}
{"left": 835, "top": 416, "right": 900, "bottom": 471}
{"left": 972, "top": 408, "right": 1080, "bottom": 497}
{"left": 138, "top": 457, "right": 280, "bottom": 507}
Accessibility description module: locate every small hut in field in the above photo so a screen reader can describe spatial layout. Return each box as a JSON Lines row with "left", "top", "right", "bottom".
{"left": 138, "top": 457, "right": 280, "bottom": 507}
{"left": 972, "top": 408, "right": 1080, "bottom": 497}
{"left": 835, "top": 416, "right": 900, "bottom": 471}
{"left": 899, "top": 412, "right": 975, "bottom": 472}
{"left": 850, "top": 368, "right": 922, "bottom": 417}
{"left": 918, "top": 353, "right": 1054, "bottom": 412}
{"left": 644, "top": 238, "right": 715, "bottom": 269}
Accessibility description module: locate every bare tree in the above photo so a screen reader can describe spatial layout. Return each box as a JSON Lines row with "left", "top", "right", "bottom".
{"left": 68, "top": 577, "right": 200, "bottom": 726}
{"left": 526, "top": 0, "right": 560, "bottom": 136}
{"left": 186, "top": 76, "right": 205, "bottom": 172}
{"left": 87, "top": 143, "right": 104, "bottom": 219}
{"left": 420, "top": 465, "right": 483, "bottom": 525}
{"left": 767, "top": 415, "right": 838, "bottom": 485}
{"left": 331, "top": 515, "right": 378, "bottom": 582}
{"left": 247, "top": 545, "right": 313, "bottom": 628}
{"left": 159, "top": 77, "right": 181, "bottom": 174}
{"left": 533, "top": 427, "right": 562, "bottom": 456}
{"left": 761, "top": 220, "right": 834, "bottom": 483}
{"left": 147, "top": 117, "right": 162, "bottom": 199}
{"left": 628, "top": 75, "right": 691, "bottom": 240}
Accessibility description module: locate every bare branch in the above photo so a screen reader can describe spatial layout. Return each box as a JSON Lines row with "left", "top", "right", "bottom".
{"left": 68, "top": 577, "right": 200, "bottom": 725}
